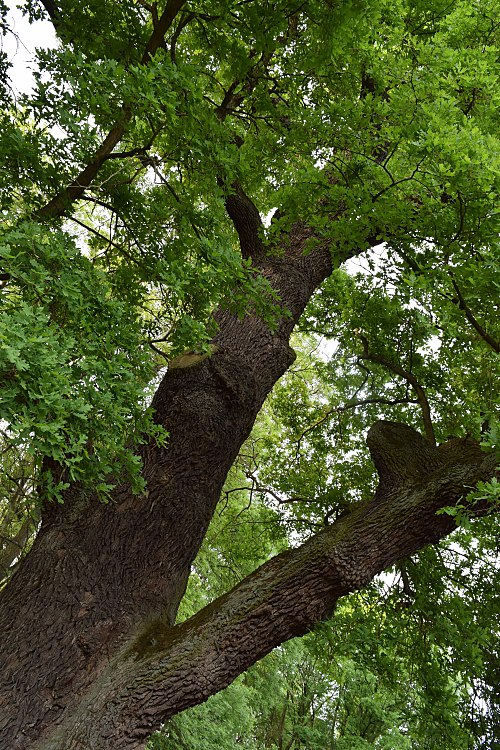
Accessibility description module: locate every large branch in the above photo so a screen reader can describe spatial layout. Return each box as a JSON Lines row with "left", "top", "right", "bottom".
{"left": 34, "top": 422, "right": 498, "bottom": 750}
{"left": 140, "top": 0, "right": 187, "bottom": 64}
{"left": 39, "top": 0, "right": 59, "bottom": 27}
{"left": 35, "top": 0, "right": 188, "bottom": 221}
{"left": 223, "top": 182, "right": 265, "bottom": 260}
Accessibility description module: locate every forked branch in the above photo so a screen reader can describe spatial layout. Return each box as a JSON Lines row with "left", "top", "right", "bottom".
{"left": 36, "top": 423, "right": 497, "bottom": 750}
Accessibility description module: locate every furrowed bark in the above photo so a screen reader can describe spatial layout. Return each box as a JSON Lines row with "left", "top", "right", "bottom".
{"left": 3, "top": 3, "right": 496, "bottom": 748}
{"left": 0, "top": 217, "right": 342, "bottom": 746}
{"left": 31, "top": 423, "right": 498, "bottom": 749}
{"left": 2, "top": 180, "right": 496, "bottom": 747}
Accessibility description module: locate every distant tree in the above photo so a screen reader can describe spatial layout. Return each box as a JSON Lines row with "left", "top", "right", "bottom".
{"left": 0, "top": 1, "right": 498, "bottom": 748}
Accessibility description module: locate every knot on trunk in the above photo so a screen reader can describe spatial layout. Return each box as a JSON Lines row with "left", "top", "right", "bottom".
{"left": 328, "top": 547, "right": 374, "bottom": 591}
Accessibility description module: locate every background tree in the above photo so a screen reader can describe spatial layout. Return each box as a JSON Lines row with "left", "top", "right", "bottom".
{"left": 0, "top": 0, "right": 498, "bottom": 748}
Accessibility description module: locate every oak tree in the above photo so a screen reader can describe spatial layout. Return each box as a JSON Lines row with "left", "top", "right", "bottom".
{"left": 0, "top": 0, "right": 498, "bottom": 748}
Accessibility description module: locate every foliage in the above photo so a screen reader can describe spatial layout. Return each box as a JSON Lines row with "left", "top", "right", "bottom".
{"left": 0, "top": 220, "right": 163, "bottom": 500}
{"left": 0, "top": 0, "right": 499, "bottom": 744}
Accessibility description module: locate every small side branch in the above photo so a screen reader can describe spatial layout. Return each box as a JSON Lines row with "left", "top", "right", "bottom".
{"left": 0, "top": 514, "right": 39, "bottom": 586}
{"left": 358, "top": 335, "right": 436, "bottom": 446}
{"left": 396, "top": 250, "right": 499, "bottom": 354}
{"left": 296, "top": 396, "right": 419, "bottom": 443}
{"left": 450, "top": 276, "right": 500, "bottom": 354}
{"left": 212, "top": 50, "right": 276, "bottom": 260}
{"left": 34, "top": 0, "right": 189, "bottom": 222}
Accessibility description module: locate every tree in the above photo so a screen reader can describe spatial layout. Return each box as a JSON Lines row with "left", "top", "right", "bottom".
{"left": 0, "top": 0, "right": 498, "bottom": 747}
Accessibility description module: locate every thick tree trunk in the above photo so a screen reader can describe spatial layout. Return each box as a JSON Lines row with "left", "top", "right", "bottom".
{"left": 29, "top": 425, "right": 498, "bottom": 749}
{"left": 0, "top": 223, "right": 335, "bottom": 747}
{"left": 2, "top": 2, "right": 496, "bottom": 746}
{"left": 0, "top": 210, "right": 496, "bottom": 747}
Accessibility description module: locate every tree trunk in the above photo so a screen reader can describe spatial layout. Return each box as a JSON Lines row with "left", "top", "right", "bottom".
{"left": 29, "top": 426, "right": 500, "bottom": 749}
{"left": 0, "top": 211, "right": 497, "bottom": 747}
{"left": 0, "top": 222, "right": 334, "bottom": 746}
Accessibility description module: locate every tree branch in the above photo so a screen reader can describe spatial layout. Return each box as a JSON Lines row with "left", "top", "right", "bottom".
{"left": 396, "top": 250, "right": 499, "bottom": 354}
{"left": 212, "top": 50, "right": 277, "bottom": 259}
{"left": 170, "top": 11, "right": 196, "bottom": 64}
{"left": 35, "top": 0, "right": 189, "bottom": 221}
{"left": 358, "top": 335, "right": 436, "bottom": 446}
{"left": 141, "top": 0, "right": 188, "bottom": 64}
{"left": 450, "top": 276, "right": 500, "bottom": 354}
{"left": 0, "top": 514, "right": 38, "bottom": 585}
{"left": 39, "top": 0, "right": 59, "bottom": 28}
{"left": 294, "top": 396, "right": 419, "bottom": 447}
{"left": 223, "top": 182, "right": 265, "bottom": 260}
{"left": 37, "top": 422, "right": 497, "bottom": 749}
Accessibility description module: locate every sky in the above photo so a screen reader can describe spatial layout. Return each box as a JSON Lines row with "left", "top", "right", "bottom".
{"left": 2, "top": 1, "right": 56, "bottom": 95}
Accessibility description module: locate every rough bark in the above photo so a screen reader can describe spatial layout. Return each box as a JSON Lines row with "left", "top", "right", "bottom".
{"left": 1, "top": 185, "right": 498, "bottom": 747}
{"left": 0, "top": 201, "right": 498, "bottom": 747}
{"left": 0, "top": 222, "right": 336, "bottom": 747}
{"left": 28, "top": 424, "right": 498, "bottom": 749}
{"left": 2, "top": 3, "right": 496, "bottom": 748}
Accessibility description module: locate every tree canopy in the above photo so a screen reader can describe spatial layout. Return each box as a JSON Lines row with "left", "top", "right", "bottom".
{"left": 0, "top": 0, "right": 499, "bottom": 748}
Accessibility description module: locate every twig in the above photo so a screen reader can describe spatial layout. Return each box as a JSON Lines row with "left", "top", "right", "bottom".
{"left": 397, "top": 249, "right": 499, "bottom": 354}
{"left": 449, "top": 275, "right": 499, "bottom": 354}
{"left": 35, "top": 0, "right": 188, "bottom": 221}
{"left": 294, "top": 396, "right": 419, "bottom": 447}
{"left": 358, "top": 334, "right": 436, "bottom": 445}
